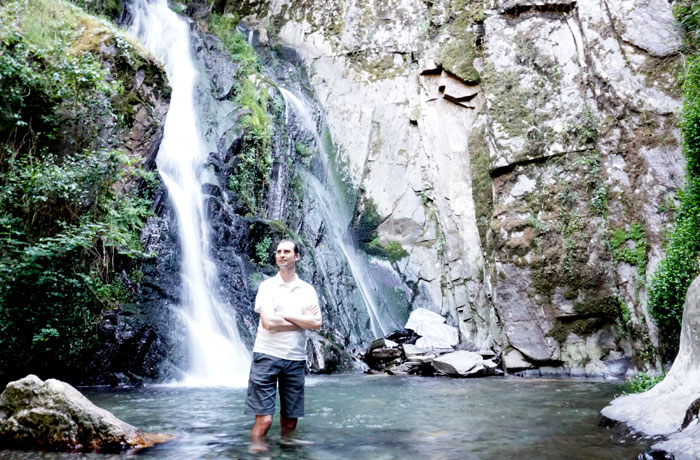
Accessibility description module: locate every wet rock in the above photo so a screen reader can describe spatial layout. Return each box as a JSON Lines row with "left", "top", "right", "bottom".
{"left": 0, "top": 375, "right": 171, "bottom": 452}
{"left": 432, "top": 351, "right": 485, "bottom": 377}
{"left": 364, "top": 338, "right": 403, "bottom": 371}
{"left": 601, "top": 276, "right": 700, "bottom": 458}
{"left": 385, "top": 329, "right": 419, "bottom": 345}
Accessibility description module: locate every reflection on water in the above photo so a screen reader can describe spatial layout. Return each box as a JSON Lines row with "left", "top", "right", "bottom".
{"left": 0, "top": 374, "right": 650, "bottom": 459}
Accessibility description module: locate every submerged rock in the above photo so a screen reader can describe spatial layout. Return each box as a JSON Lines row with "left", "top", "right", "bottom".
{"left": 601, "top": 276, "right": 700, "bottom": 458}
{"left": 0, "top": 375, "right": 171, "bottom": 452}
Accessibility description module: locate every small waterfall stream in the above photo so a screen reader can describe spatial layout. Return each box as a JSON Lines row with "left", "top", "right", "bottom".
{"left": 129, "top": 0, "right": 250, "bottom": 387}
{"left": 277, "top": 88, "right": 397, "bottom": 338}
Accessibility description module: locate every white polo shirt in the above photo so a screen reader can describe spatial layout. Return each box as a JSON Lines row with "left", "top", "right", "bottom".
{"left": 253, "top": 273, "right": 319, "bottom": 361}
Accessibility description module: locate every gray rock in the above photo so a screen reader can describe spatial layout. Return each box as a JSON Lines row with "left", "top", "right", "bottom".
{"left": 503, "top": 349, "right": 534, "bottom": 371}
{"left": 0, "top": 375, "right": 171, "bottom": 452}
{"left": 432, "top": 350, "right": 485, "bottom": 377}
{"left": 601, "top": 276, "right": 700, "bottom": 444}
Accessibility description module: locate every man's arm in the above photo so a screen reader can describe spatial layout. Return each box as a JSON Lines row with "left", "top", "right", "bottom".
{"left": 259, "top": 302, "right": 302, "bottom": 332}
{"left": 282, "top": 304, "right": 322, "bottom": 330}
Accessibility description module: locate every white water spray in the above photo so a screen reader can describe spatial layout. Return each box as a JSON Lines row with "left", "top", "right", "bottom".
{"left": 130, "top": 0, "right": 250, "bottom": 387}
{"left": 279, "top": 88, "right": 391, "bottom": 337}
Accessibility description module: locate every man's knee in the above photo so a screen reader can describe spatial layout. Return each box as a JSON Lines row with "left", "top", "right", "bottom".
{"left": 252, "top": 414, "right": 273, "bottom": 437}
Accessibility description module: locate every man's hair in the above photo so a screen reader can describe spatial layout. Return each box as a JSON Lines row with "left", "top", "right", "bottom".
{"left": 277, "top": 238, "right": 300, "bottom": 256}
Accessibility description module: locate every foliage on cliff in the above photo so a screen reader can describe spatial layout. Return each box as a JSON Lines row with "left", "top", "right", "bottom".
{"left": 0, "top": 0, "right": 155, "bottom": 383}
{"left": 208, "top": 13, "right": 272, "bottom": 216}
{"left": 648, "top": 0, "right": 700, "bottom": 360}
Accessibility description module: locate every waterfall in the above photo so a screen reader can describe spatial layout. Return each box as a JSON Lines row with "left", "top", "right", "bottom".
{"left": 278, "top": 88, "right": 395, "bottom": 338}
{"left": 129, "top": 0, "right": 250, "bottom": 387}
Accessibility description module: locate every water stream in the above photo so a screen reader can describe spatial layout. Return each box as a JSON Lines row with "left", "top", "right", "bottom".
{"left": 277, "top": 87, "right": 399, "bottom": 338}
{"left": 0, "top": 375, "right": 650, "bottom": 459}
{"left": 129, "top": 0, "right": 250, "bottom": 387}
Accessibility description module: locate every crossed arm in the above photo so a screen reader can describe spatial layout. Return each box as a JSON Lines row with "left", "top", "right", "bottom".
{"left": 259, "top": 303, "right": 322, "bottom": 332}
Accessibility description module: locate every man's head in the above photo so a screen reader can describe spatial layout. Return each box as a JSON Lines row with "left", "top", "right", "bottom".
{"left": 275, "top": 239, "right": 300, "bottom": 271}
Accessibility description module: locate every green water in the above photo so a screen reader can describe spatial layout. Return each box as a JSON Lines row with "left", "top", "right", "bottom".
{"left": 0, "top": 374, "right": 650, "bottom": 459}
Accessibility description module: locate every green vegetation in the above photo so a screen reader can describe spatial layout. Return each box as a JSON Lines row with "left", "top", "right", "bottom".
{"left": 623, "top": 372, "right": 666, "bottom": 395}
{"left": 352, "top": 198, "right": 382, "bottom": 246}
{"left": 647, "top": 2, "right": 700, "bottom": 360}
{"left": 295, "top": 141, "right": 312, "bottom": 158}
{"left": 209, "top": 13, "right": 272, "bottom": 215}
{"left": 548, "top": 297, "right": 626, "bottom": 343}
{"left": 0, "top": 0, "right": 155, "bottom": 382}
{"left": 367, "top": 238, "right": 408, "bottom": 263}
{"left": 610, "top": 223, "right": 649, "bottom": 277}
{"left": 255, "top": 236, "right": 272, "bottom": 266}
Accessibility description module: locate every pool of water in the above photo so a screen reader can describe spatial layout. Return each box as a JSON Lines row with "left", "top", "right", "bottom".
{"left": 1, "top": 374, "right": 650, "bottom": 459}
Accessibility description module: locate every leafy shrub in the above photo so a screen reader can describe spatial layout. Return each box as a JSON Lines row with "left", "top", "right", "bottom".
{"left": 622, "top": 372, "right": 667, "bottom": 395}
{"left": 0, "top": 0, "right": 153, "bottom": 383}
{"left": 255, "top": 236, "right": 272, "bottom": 266}
{"left": 208, "top": 13, "right": 272, "bottom": 215}
{"left": 648, "top": 54, "right": 700, "bottom": 360}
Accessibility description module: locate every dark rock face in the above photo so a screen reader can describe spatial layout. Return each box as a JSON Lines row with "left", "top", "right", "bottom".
{"left": 0, "top": 375, "right": 171, "bottom": 452}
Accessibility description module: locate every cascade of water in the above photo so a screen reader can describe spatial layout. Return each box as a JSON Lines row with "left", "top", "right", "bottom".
{"left": 129, "top": 0, "right": 250, "bottom": 387}
{"left": 278, "top": 87, "right": 394, "bottom": 338}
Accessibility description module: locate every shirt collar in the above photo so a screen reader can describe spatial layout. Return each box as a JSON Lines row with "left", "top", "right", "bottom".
{"left": 274, "top": 272, "right": 300, "bottom": 290}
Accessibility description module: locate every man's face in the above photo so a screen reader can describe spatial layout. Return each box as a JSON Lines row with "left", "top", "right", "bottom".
{"left": 275, "top": 241, "right": 298, "bottom": 270}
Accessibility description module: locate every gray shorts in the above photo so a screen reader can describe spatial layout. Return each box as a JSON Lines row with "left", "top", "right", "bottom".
{"left": 244, "top": 352, "right": 305, "bottom": 418}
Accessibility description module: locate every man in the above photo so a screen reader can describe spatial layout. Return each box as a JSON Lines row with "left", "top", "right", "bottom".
{"left": 245, "top": 239, "right": 322, "bottom": 445}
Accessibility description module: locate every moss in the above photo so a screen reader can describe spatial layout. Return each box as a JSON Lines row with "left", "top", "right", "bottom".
{"left": 482, "top": 65, "right": 535, "bottom": 139}
{"left": 548, "top": 317, "right": 608, "bottom": 343}
{"left": 367, "top": 238, "right": 408, "bottom": 263}
{"left": 468, "top": 127, "right": 493, "bottom": 247}
{"left": 437, "top": 31, "right": 480, "bottom": 83}
{"left": 573, "top": 297, "right": 620, "bottom": 317}
{"left": 352, "top": 197, "right": 382, "bottom": 245}
{"left": 610, "top": 223, "right": 649, "bottom": 277}
{"left": 548, "top": 296, "right": 621, "bottom": 343}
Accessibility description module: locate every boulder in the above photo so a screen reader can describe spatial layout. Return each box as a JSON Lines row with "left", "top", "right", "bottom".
{"left": 601, "top": 275, "right": 700, "bottom": 457}
{"left": 432, "top": 350, "right": 485, "bottom": 377}
{"left": 364, "top": 338, "right": 403, "bottom": 371}
{"left": 405, "top": 308, "right": 459, "bottom": 349}
{"left": 0, "top": 375, "right": 171, "bottom": 452}
{"left": 503, "top": 349, "right": 534, "bottom": 371}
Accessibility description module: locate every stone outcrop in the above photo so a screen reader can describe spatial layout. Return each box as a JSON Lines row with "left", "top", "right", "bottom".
{"left": 601, "top": 276, "right": 700, "bottom": 459}
{"left": 0, "top": 375, "right": 171, "bottom": 452}
{"left": 405, "top": 308, "right": 459, "bottom": 349}
{"left": 364, "top": 313, "right": 502, "bottom": 377}
{"left": 228, "top": 0, "right": 684, "bottom": 375}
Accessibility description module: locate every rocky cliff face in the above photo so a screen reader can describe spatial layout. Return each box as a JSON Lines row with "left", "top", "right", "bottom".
{"left": 229, "top": 0, "right": 685, "bottom": 375}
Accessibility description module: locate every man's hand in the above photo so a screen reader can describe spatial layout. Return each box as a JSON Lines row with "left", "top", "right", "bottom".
{"left": 260, "top": 303, "right": 301, "bottom": 332}
{"left": 283, "top": 304, "right": 322, "bottom": 330}
{"left": 303, "top": 304, "right": 320, "bottom": 316}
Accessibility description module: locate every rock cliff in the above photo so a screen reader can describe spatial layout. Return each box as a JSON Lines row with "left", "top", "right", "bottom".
{"left": 227, "top": 0, "right": 685, "bottom": 375}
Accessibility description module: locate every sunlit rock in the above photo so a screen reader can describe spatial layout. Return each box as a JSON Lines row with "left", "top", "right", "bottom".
{"left": 0, "top": 375, "right": 172, "bottom": 452}
{"left": 601, "top": 276, "right": 700, "bottom": 458}
{"left": 405, "top": 308, "right": 459, "bottom": 349}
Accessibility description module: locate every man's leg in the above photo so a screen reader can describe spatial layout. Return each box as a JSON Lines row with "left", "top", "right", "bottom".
{"left": 280, "top": 416, "right": 297, "bottom": 437}
{"left": 279, "top": 359, "right": 305, "bottom": 438}
{"left": 244, "top": 354, "right": 279, "bottom": 440}
{"left": 252, "top": 414, "right": 274, "bottom": 440}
